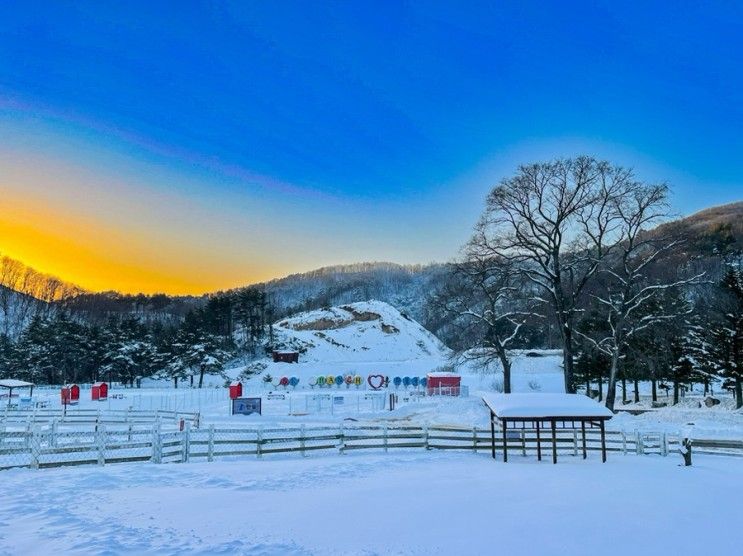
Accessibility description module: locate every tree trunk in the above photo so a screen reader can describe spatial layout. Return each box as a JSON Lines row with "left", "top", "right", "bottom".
{"left": 633, "top": 379, "right": 640, "bottom": 403}
{"left": 174, "top": 376, "right": 178, "bottom": 389}
{"left": 605, "top": 351, "right": 620, "bottom": 412}
{"left": 190, "top": 375, "right": 194, "bottom": 387}
{"left": 562, "top": 328, "right": 576, "bottom": 393}
{"left": 598, "top": 373, "right": 603, "bottom": 402}
{"left": 736, "top": 377, "right": 742, "bottom": 410}
{"left": 673, "top": 380, "right": 679, "bottom": 405}
{"left": 502, "top": 359, "right": 512, "bottom": 394}
{"left": 651, "top": 379, "right": 657, "bottom": 402}
{"left": 621, "top": 376, "right": 627, "bottom": 404}
{"left": 198, "top": 366, "right": 205, "bottom": 388}
{"left": 704, "top": 379, "right": 709, "bottom": 396}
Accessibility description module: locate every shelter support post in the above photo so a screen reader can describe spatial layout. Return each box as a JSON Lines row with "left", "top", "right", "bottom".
{"left": 551, "top": 419, "right": 557, "bottom": 464}
{"left": 535, "top": 420, "right": 541, "bottom": 461}
{"left": 502, "top": 419, "right": 508, "bottom": 463}
{"left": 600, "top": 420, "right": 607, "bottom": 463}
{"left": 581, "top": 421, "right": 587, "bottom": 459}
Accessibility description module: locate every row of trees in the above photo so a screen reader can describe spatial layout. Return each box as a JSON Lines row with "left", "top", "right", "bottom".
{"left": 0, "top": 311, "right": 231, "bottom": 388}
{"left": 0, "top": 284, "right": 276, "bottom": 388}
{"left": 435, "top": 157, "right": 742, "bottom": 410}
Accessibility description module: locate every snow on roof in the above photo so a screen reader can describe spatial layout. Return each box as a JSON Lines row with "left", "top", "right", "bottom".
{"left": 482, "top": 393, "right": 613, "bottom": 419}
{"left": 426, "top": 372, "right": 460, "bottom": 378}
{"left": 0, "top": 379, "right": 34, "bottom": 389}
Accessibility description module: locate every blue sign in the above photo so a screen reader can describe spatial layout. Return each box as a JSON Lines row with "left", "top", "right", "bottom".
{"left": 232, "top": 397, "right": 262, "bottom": 415}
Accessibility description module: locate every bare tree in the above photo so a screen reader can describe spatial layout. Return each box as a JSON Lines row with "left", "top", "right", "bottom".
{"left": 477, "top": 157, "right": 630, "bottom": 392}
{"left": 434, "top": 231, "right": 532, "bottom": 392}
{"left": 575, "top": 184, "right": 704, "bottom": 410}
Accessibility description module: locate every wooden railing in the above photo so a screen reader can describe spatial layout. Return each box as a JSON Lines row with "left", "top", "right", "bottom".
{"left": 2, "top": 422, "right": 742, "bottom": 471}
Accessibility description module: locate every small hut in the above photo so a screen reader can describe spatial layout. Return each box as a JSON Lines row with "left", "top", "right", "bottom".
{"left": 482, "top": 393, "right": 613, "bottom": 464}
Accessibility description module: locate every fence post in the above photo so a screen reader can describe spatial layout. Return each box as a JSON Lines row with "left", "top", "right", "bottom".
{"left": 51, "top": 419, "right": 58, "bottom": 448}
{"left": 182, "top": 421, "right": 191, "bottom": 463}
{"left": 338, "top": 423, "right": 345, "bottom": 454}
{"left": 383, "top": 422, "right": 388, "bottom": 453}
{"left": 25, "top": 421, "right": 32, "bottom": 450}
{"left": 30, "top": 426, "right": 41, "bottom": 470}
{"left": 96, "top": 425, "right": 106, "bottom": 466}
{"left": 472, "top": 426, "right": 477, "bottom": 452}
{"left": 207, "top": 424, "right": 215, "bottom": 462}
{"left": 621, "top": 431, "right": 627, "bottom": 455}
{"left": 300, "top": 424, "right": 306, "bottom": 457}
{"left": 635, "top": 431, "right": 644, "bottom": 455}
{"left": 573, "top": 430, "right": 578, "bottom": 457}
{"left": 151, "top": 421, "right": 162, "bottom": 464}
{"left": 661, "top": 433, "right": 668, "bottom": 457}
{"left": 423, "top": 423, "right": 429, "bottom": 450}
{"left": 256, "top": 426, "right": 263, "bottom": 459}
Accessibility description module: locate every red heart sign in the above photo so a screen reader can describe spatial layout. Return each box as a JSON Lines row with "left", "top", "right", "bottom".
{"left": 367, "top": 374, "right": 385, "bottom": 390}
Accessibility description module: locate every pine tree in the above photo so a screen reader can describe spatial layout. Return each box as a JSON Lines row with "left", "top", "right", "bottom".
{"left": 708, "top": 265, "right": 743, "bottom": 407}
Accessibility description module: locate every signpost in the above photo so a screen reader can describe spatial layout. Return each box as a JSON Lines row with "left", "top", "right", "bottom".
{"left": 232, "top": 397, "right": 262, "bottom": 416}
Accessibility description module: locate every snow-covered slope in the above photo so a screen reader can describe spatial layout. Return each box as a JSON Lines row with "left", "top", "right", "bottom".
{"left": 272, "top": 300, "right": 450, "bottom": 363}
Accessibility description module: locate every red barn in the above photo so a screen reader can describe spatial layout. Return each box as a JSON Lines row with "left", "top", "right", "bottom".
{"left": 426, "top": 372, "right": 461, "bottom": 396}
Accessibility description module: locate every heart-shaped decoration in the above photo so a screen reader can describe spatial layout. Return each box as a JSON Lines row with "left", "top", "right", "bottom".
{"left": 368, "top": 374, "right": 385, "bottom": 390}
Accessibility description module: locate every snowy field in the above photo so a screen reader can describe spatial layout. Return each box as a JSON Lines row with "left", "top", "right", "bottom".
{"left": 1, "top": 451, "right": 741, "bottom": 555}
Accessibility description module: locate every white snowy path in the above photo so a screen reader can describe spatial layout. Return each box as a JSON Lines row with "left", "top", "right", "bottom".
{"left": 1, "top": 452, "right": 741, "bottom": 556}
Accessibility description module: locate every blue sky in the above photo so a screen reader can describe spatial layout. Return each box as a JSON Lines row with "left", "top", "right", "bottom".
{"left": 0, "top": 1, "right": 741, "bottom": 292}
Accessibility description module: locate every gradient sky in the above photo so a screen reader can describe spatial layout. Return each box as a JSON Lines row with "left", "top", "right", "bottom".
{"left": 1, "top": 1, "right": 741, "bottom": 294}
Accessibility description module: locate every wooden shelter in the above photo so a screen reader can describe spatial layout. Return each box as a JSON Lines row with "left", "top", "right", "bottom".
{"left": 0, "top": 379, "right": 35, "bottom": 408}
{"left": 482, "top": 393, "right": 613, "bottom": 464}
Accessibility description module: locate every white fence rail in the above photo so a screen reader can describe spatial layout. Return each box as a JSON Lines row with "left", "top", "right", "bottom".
{"left": 2, "top": 422, "right": 741, "bottom": 471}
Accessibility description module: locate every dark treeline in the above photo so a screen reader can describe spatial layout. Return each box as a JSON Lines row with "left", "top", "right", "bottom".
{"left": 0, "top": 286, "right": 274, "bottom": 388}
{"left": 431, "top": 157, "right": 742, "bottom": 410}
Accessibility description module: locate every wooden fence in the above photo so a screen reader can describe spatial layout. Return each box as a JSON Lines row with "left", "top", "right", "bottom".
{"left": 0, "top": 408, "right": 200, "bottom": 428}
{"left": 2, "top": 422, "right": 742, "bottom": 471}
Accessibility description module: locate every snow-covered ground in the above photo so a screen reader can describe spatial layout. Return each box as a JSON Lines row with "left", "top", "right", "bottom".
{"left": 1, "top": 451, "right": 740, "bottom": 555}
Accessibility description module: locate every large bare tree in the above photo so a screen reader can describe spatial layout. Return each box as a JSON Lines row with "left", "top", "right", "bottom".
{"left": 477, "top": 157, "right": 631, "bottom": 392}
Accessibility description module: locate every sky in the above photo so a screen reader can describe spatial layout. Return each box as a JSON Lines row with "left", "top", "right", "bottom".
{"left": 1, "top": 1, "right": 741, "bottom": 294}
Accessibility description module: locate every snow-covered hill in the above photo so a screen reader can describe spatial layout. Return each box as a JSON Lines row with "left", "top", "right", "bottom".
{"left": 272, "top": 300, "right": 450, "bottom": 363}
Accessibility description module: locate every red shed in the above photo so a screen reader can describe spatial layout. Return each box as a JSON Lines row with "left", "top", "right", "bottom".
{"left": 426, "top": 372, "right": 461, "bottom": 396}
{"left": 272, "top": 350, "right": 299, "bottom": 363}
{"left": 229, "top": 381, "right": 243, "bottom": 399}
{"left": 69, "top": 384, "right": 80, "bottom": 402}
{"left": 92, "top": 382, "right": 108, "bottom": 401}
